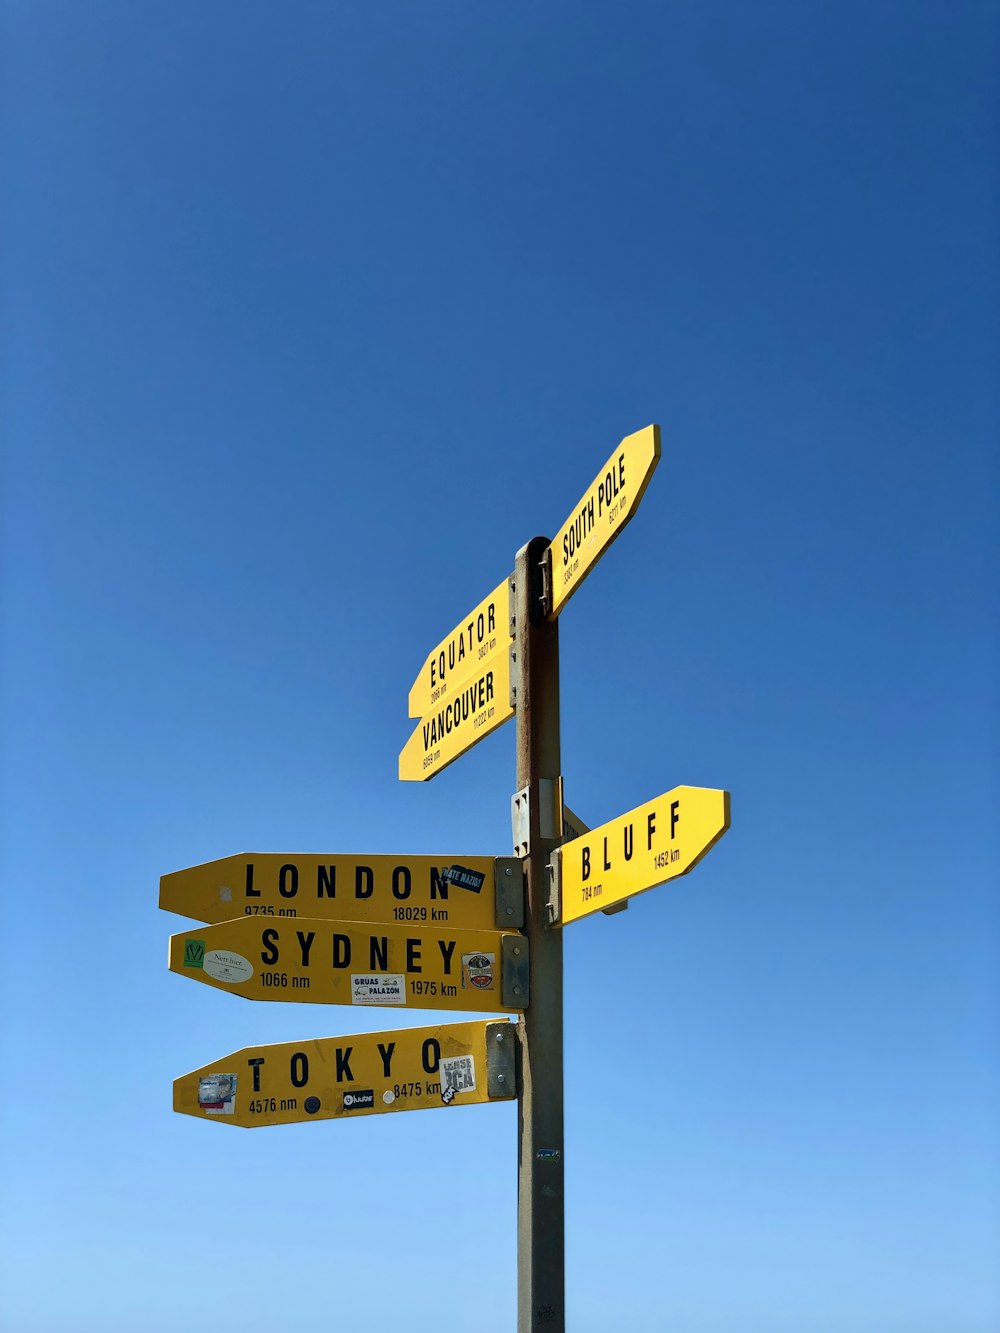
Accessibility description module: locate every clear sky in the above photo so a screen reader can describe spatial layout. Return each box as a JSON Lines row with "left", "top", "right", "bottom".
{"left": 2, "top": 3, "right": 997, "bottom": 1331}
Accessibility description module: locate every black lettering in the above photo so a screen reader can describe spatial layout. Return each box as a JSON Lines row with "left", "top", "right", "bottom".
{"left": 647, "top": 811, "right": 657, "bottom": 850}
{"left": 623, "top": 824, "right": 634, "bottom": 861}
{"left": 406, "top": 938, "right": 422, "bottom": 972}
{"left": 290, "top": 1052, "right": 309, "bottom": 1088}
{"left": 488, "top": 603, "right": 496, "bottom": 632}
{"left": 369, "top": 935, "right": 388, "bottom": 970}
{"left": 603, "top": 836, "right": 611, "bottom": 872}
{"left": 247, "top": 1057, "right": 264, "bottom": 1092}
{"left": 582, "top": 845, "right": 591, "bottom": 881}
{"left": 332, "top": 934, "right": 351, "bottom": 968}
{"left": 335, "top": 1047, "right": 354, "bottom": 1082}
{"left": 318, "top": 865, "right": 336, "bottom": 899}
{"left": 377, "top": 1042, "right": 395, "bottom": 1078}
{"left": 437, "top": 939, "right": 456, "bottom": 974}
{"left": 296, "top": 930, "right": 315, "bottom": 967}
{"left": 245, "top": 863, "right": 260, "bottom": 899}
{"left": 278, "top": 863, "right": 298, "bottom": 898}
{"left": 430, "top": 868, "right": 450, "bottom": 900}
{"left": 392, "top": 866, "right": 411, "bottom": 900}
{"left": 670, "top": 800, "right": 680, "bottom": 838}
{"left": 355, "top": 866, "right": 373, "bottom": 899}
{"left": 261, "top": 928, "right": 279, "bottom": 965}
{"left": 421, "top": 1038, "right": 440, "bottom": 1074}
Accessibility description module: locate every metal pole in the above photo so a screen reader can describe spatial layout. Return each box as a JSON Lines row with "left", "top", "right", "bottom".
{"left": 514, "top": 536, "right": 564, "bottom": 1332}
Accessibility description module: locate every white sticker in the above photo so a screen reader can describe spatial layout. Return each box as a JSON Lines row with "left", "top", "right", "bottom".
{"left": 440, "top": 1054, "right": 476, "bottom": 1095}
{"left": 204, "top": 950, "right": 254, "bottom": 984}
{"left": 351, "top": 973, "right": 406, "bottom": 1005}
{"left": 198, "top": 1073, "right": 237, "bottom": 1115}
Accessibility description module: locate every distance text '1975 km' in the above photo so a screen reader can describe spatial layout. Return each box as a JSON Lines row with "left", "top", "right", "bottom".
{"left": 159, "top": 853, "right": 500, "bottom": 931}
{"left": 169, "top": 916, "right": 529, "bottom": 1013}
{"left": 174, "top": 1019, "right": 516, "bottom": 1128}
{"left": 554, "top": 785, "right": 730, "bottom": 924}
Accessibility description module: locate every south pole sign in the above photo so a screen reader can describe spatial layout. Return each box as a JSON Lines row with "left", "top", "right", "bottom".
{"left": 162, "top": 422, "right": 730, "bottom": 1333}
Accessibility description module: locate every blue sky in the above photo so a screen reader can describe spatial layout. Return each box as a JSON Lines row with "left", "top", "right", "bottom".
{"left": 2, "top": 3, "right": 997, "bottom": 1330}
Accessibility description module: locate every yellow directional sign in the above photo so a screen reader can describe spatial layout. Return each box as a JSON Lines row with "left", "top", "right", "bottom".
{"left": 160, "top": 853, "right": 501, "bottom": 931}
{"left": 174, "top": 1019, "right": 516, "bottom": 1127}
{"left": 399, "top": 648, "right": 514, "bottom": 782}
{"left": 554, "top": 785, "right": 730, "bottom": 924}
{"left": 169, "top": 916, "right": 529, "bottom": 1012}
{"left": 408, "top": 579, "right": 512, "bottom": 719}
{"left": 548, "top": 424, "right": 661, "bottom": 616}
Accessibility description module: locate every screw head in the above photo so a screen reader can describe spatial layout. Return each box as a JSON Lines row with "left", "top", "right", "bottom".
{"left": 505, "top": 867, "right": 512, "bottom": 877}
{"left": 497, "top": 1074, "right": 505, "bottom": 1082}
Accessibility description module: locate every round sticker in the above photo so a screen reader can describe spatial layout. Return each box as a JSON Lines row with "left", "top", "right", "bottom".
{"left": 204, "top": 949, "right": 254, "bottom": 984}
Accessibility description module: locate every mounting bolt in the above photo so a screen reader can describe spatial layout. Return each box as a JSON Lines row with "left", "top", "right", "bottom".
{"left": 497, "top": 1074, "right": 505, "bottom": 1082}
{"left": 496, "top": 1031, "right": 504, "bottom": 1043}
{"left": 505, "top": 867, "right": 512, "bottom": 877}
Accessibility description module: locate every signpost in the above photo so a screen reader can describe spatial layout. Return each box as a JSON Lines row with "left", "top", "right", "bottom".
{"left": 399, "top": 646, "right": 514, "bottom": 781}
{"left": 174, "top": 1019, "right": 516, "bottom": 1127}
{"left": 551, "top": 785, "right": 731, "bottom": 925}
{"left": 169, "top": 917, "right": 529, "bottom": 1013}
{"left": 546, "top": 424, "right": 660, "bottom": 616}
{"left": 159, "top": 852, "right": 518, "bottom": 931}
{"left": 163, "top": 422, "right": 731, "bottom": 1333}
{"left": 407, "top": 579, "right": 512, "bottom": 719}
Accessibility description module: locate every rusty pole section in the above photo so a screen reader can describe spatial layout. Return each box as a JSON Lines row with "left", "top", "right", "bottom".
{"left": 514, "top": 536, "right": 564, "bottom": 1333}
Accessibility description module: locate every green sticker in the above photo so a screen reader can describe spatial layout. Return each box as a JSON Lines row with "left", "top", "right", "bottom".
{"left": 184, "top": 939, "right": 206, "bottom": 969}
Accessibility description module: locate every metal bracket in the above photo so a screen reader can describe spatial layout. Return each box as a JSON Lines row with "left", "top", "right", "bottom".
{"left": 501, "top": 934, "right": 529, "bottom": 1009}
{"left": 512, "top": 780, "right": 562, "bottom": 857}
{"left": 486, "top": 1020, "right": 516, "bottom": 1099}
{"left": 508, "top": 573, "right": 517, "bottom": 640}
{"left": 546, "top": 850, "right": 561, "bottom": 925}
{"left": 511, "top": 786, "right": 530, "bottom": 858}
{"left": 509, "top": 641, "right": 517, "bottom": 710}
{"left": 494, "top": 857, "right": 525, "bottom": 929}
{"left": 539, "top": 544, "right": 553, "bottom": 619}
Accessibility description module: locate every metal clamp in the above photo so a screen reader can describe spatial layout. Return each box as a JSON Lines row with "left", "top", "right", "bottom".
{"left": 546, "top": 850, "right": 561, "bottom": 925}
{"left": 486, "top": 1021, "right": 516, "bottom": 1098}
{"left": 501, "top": 934, "right": 529, "bottom": 1009}
{"left": 494, "top": 857, "right": 525, "bottom": 928}
{"left": 511, "top": 786, "right": 530, "bottom": 858}
{"left": 539, "top": 544, "right": 553, "bottom": 619}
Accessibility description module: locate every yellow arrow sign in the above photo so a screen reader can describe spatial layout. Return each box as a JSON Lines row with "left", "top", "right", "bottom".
{"left": 548, "top": 424, "right": 661, "bottom": 617}
{"left": 399, "top": 649, "right": 514, "bottom": 782}
{"left": 554, "top": 785, "right": 730, "bottom": 924}
{"left": 169, "top": 917, "right": 528, "bottom": 1012}
{"left": 174, "top": 1019, "right": 516, "bottom": 1127}
{"left": 407, "top": 579, "right": 512, "bottom": 719}
{"left": 159, "top": 853, "right": 501, "bottom": 930}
